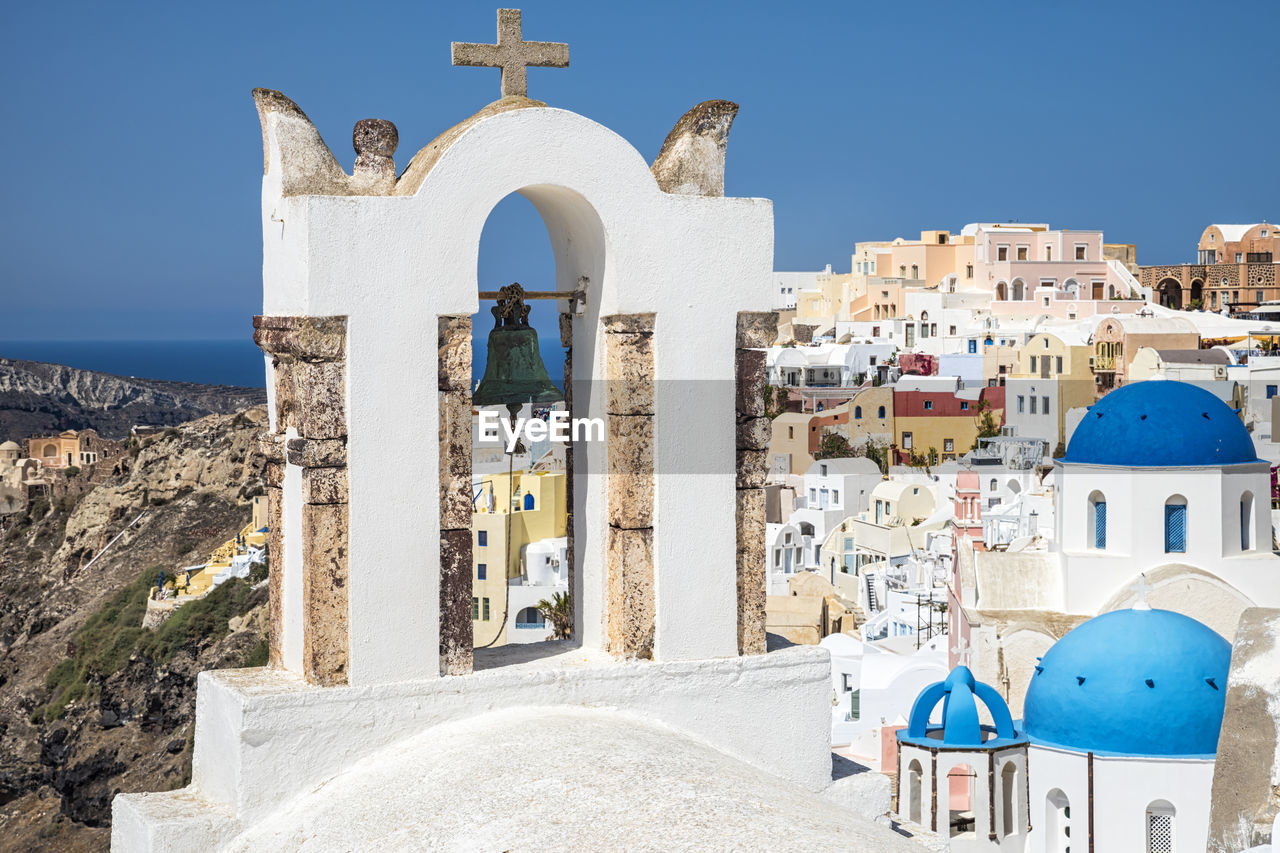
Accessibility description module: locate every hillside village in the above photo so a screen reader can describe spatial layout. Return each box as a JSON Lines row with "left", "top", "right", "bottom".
{"left": 2, "top": 6, "right": 1278, "bottom": 852}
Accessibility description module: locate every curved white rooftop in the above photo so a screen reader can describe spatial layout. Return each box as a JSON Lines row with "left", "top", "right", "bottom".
{"left": 1210, "top": 223, "right": 1264, "bottom": 243}
{"left": 222, "top": 707, "right": 919, "bottom": 851}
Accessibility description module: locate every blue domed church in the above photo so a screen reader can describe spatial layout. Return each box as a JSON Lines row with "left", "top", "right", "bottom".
{"left": 901, "top": 603, "right": 1232, "bottom": 852}
{"left": 1053, "top": 380, "right": 1279, "bottom": 633}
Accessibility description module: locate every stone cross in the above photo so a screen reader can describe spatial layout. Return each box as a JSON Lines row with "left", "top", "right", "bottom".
{"left": 952, "top": 635, "right": 972, "bottom": 667}
{"left": 452, "top": 9, "right": 569, "bottom": 99}
{"left": 1131, "top": 574, "right": 1153, "bottom": 610}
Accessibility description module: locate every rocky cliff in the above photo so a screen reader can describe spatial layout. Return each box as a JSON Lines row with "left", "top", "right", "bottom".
{"left": 0, "top": 357, "right": 266, "bottom": 441}
{"left": 0, "top": 408, "right": 269, "bottom": 852}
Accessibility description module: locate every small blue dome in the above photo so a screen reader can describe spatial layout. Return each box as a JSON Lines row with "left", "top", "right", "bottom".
{"left": 1023, "top": 609, "right": 1230, "bottom": 757}
{"left": 1064, "top": 380, "right": 1258, "bottom": 467}
{"left": 898, "top": 666, "right": 1025, "bottom": 749}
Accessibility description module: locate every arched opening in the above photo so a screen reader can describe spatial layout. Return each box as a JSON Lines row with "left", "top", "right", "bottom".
{"left": 1012, "top": 279, "right": 1026, "bottom": 301}
{"left": 989, "top": 478, "right": 998, "bottom": 493}
{"left": 995, "top": 281, "right": 1007, "bottom": 301}
{"left": 911, "top": 264, "right": 918, "bottom": 279}
{"left": 1190, "top": 279, "right": 1204, "bottom": 304}
{"left": 907, "top": 758, "right": 923, "bottom": 824}
{"left": 878, "top": 405, "right": 886, "bottom": 419}
{"left": 947, "top": 764, "right": 977, "bottom": 838}
{"left": 1164, "top": 494, "right": 1187, "bottom": 553}
{"left": 1146, "top": 799, "right": 1175, "bottom": 853}
{"left": 1063, "top": 278, "right": 1079, "bottom": 297}
{"left": 1158, "top": 277, "right": 1183, "bottom": 309}
{"left": 41, "top": 443, "right": 57, "bottom": 458}
{"left": 1240, "top": 490, "right": 1254, "bottom": 551}
{"left": 854, "top": 406, "right": 863, "bottom": 419}
{"left": 1000, "top": 760, "right": 1018, "bottom": 836}
{"left": 467, "top": 189, "right": 586, "bottom": 663}
{"left": 1045, "top": 789, "right": 1071, "bottom": 853}
{"left": 1089, "top": 490, "right": 1107, "bottom": 549}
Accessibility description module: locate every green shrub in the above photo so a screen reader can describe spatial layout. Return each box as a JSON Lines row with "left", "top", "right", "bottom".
{"left": 137, "top": 577, "right": 260, "bottom": 664}
{"left": 242, "top": 638, "right": 269, "bottom": 667}
{"left": 64, "top": 466, "right": 81, "bottom": 478}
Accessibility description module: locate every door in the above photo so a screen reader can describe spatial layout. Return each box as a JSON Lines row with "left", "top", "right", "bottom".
{"left": 1092, "top": 281, "right": 1104, "bottom": 300}
{"left": 1040, "top": 356, "right": 1050, "bottom": 378}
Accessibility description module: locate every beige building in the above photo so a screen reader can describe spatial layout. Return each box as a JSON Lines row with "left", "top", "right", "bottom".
{"left": 768, "top": 412, "right": 817, "bottom": 479}
{"left": 1091, "top": 315, "right": 1200, "bottom": 390}
{"left": 837, "top": 387, "right": 893, "bottom": 447}
{"left": 25, "top": 429, "right": 103, "bottom": 469}
{"left": 1005, "top": 330, "right": 1095, "bottom": 449}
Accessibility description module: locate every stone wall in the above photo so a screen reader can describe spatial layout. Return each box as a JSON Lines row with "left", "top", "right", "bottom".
{"left": 254, "top": 315, "right": 351, "bottom": 686}
{"left": 736, "top": 312, "right": 776, "bottom": 655}
{"left": 438, "top": 316, "right": 474, "bottom": 676}
{"left": 603, "top": 314, "right": 655, "bottom": 658}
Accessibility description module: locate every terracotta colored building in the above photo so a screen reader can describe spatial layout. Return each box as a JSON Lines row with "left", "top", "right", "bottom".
{"left": 1140, "top": 222, "right": 1279, "bottom": 312}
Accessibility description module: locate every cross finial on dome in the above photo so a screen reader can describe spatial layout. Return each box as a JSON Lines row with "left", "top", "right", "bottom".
{"left": 451, "top": 9, "right": 569, "bottom": 99}
{"left": 1131, "top": 574, "right": 1153, "bottom": 610}
{"left": 952, "top": 635, "right": 972, "bottom": 667}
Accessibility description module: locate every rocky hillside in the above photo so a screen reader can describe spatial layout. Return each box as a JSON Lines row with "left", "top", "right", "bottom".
{"left": 0, "top": 357, "right": 266, "bottom": 441}
{"left": 0, "top": 408, "right": 269, "bottom": 852}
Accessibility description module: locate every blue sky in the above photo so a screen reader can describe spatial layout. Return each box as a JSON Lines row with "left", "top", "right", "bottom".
{"left": 2, "top": 0, "right": 1276, "bottom": 341}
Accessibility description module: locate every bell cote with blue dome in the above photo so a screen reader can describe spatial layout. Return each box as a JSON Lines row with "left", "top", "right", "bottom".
{"left": 898, "top": 666, "right": 1028, "bottom": 750}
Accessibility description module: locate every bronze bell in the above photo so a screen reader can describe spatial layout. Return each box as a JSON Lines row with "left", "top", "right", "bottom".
{"left": 473, "top": 282, "right": 563, "bottom": 414}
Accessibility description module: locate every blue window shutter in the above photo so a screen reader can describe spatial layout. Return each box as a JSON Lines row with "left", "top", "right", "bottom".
{"left": 1165, "top": 504, "right": 1186, "bottom": 553}
{"left": 1094, "top": 501, "right": 1106, "bottom": 549}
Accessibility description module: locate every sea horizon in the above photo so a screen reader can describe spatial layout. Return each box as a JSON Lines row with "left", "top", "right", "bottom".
{"left": 1, "top": 337, "right": 566, "bottom": 392}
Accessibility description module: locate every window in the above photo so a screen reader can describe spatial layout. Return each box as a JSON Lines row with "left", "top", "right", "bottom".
{"left": 820, "top": 464, "right": 827, "bottom": 476}
{"left": 1017, "top": 395, "right": 1025, "bottom": 413}
{"left": 482, "top": 597, "right": 491, "bottom": 621}
{"left": 966, "top": 263, "right": 973, "bottom": 279}
{"left": 949, "top": 325, "right": 957, "bottom": 336}
{"left": 1268, "top": 386, "right": 1278, "bottom": 399}
{"left": 523, "top": 493, "right": 535, "bottom": 511}
{"left": 1042, "top": 396, "right": 1050, "bottom": 414}
{"left": 968, "top": 339, "right": 977, "bottom": 354}
{"left": 1017, "top": 246, "right": 1028, "bottom": 261}
{"left": 1146, "top": 800, "right": 1175, "bottom": 853}
{"left": 990, "top": 479, "right": 998, "bottom": 492}
{"left": 1264, "top": 229, "right": 1270, "bottom": 238}
{"left": 788, "top": 426, "right": 794, "bottom": 439}
{"left": 477, "top": 530, "right": 488, "bottom": 547}
{"left": 1046, "top": 245, "right": 1052, "bottom": 261}
{"left": 832, "top": 489, "right": 840, "bottom": 503}
{"left": 1236, "top": 252, "right": 1244, "bottom": 263}
{"left": 477, "top": 563, "right": 487, "bottom": 581}
{"left": 1030, "top": 356, "right": 1037, "bottom": 372}
{"left": 930, "top": 323, "right": 937, "bottom": 336}
{"left": 1211, "top": 292, "right": 1218, "bottom": 307}
{"left": 1165, "top": 496, "right": 1187, "bottom": 553}
{"left": 1210, "top": 233, "right": 1215, "bottom": 242}
{"left": 960, "top": 401, "right": 969, "bottom": 411}
{"left": 944, "top": 438, "right": 954, "bottom": 452}
{"left": 878, "top": 405, "right": 886, "bottom": 418}
{"left": 911, "top": 264, "right": 918, "bottom": 278}
{"left": 849, "top": 689, "right": 860, "bottom": 721}
{"left": 871, "top": 325, "right": 880, "bottom": 337}
{"left": 472, "top": 597, "right": 480, "bottom": 620}
{"left": 1090, "top": 491, "right": 1106, "bottom": 549}
{"left": 1241, "top": 491, "right": 1255, "bottom": 551}
{"left": 841, "top": 673, "right": 853, "bottom": 692}
{"left": 1258, "top": 290, "right": 1266, "bottom": 304}
{"left": 1030, "top": 396, "right": 1038, "bottom": 414}
{"left": 854, "top": 406, "right": 862, "bottom": 419}
{"left": 997, "top": 245, "right": 1008, "bottom": 261}
{"left": 1076, "top": 244, "right": 1086, "bottom": 260}
{"left": 1055, "top": 356, "right": 1063, "bottom": 373}
{"left": 902, "top": 432, "right": 913, "bottom": 450}
{"left": 809, "top": 488, "right": 817, "bottom": 503}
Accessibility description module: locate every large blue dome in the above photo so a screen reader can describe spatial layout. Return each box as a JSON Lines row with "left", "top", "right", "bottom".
{"left": 1063, "top": 380, "right": 1259, "bottom": 467}
{"left": 1023, "top": 609, "right": 1231, "bottom": 757}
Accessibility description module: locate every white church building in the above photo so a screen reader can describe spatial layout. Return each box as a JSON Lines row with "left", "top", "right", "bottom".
{"left": 898, "top": 605, "right": 1230, "bottom": 853}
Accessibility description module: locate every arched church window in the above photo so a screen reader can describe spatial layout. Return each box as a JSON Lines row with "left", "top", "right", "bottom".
{"left": 1045, "top": 789, "right": 1070, "bottom": 853}
{"left": 1164, "top": 495, "right": 1187, "bottom": 554}
{"left": 906, "top": 759, "right": 923, "bottom": 824}
{"left": 1241, "top": 491, "right": 1255, "bottom": 551}
{"left": 1145, "top": 799, "right": 1175, "bottom": 853}
{"left": 1089, "top": 491, "right": 1106, "bottom": 549}
{"left": 878, "top": 405, "right": 886, "bottom": 419}
{"left": 1000, "top": 760, "right": 1018, "bottom": 837}
{"left": 854, "top": 406, "right": 862, "bottom": 419}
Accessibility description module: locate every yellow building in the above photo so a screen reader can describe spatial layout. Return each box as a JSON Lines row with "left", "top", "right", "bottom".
{"left": 1006, "top": 330, "right": 1095, "bottom": 450}
{"left": 472, "top": 469, "right": 567, "bottom": 646}
{"left": 169, "top": 496, "right": 268, "bottom": 598}
{"left": 767, "top": 412, "right": 817, "bottom": 479}
{"left": 836, "top": 387, "right": 893, "bottom": 447}
{"left": 893, "top": 389, "right": 1004, "bottom": 464}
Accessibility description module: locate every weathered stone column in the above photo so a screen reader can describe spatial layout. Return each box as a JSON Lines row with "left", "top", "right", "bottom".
{"left": 438, "top": 315, "right": 473, "bottom": 676}
{"left": 560, "top": 311, "right": 575, "bottom": 635}
{"left": 604, "top": 314, "right": 655, "bottom": 659}
{"left": 254, "top": 315, "right": 350, "bottom": 686}
{"left": 259, "top": 433, "right": 286, "bottom": 667}
{"left": 735, "top": 312, "right": 777, "bottom": 655}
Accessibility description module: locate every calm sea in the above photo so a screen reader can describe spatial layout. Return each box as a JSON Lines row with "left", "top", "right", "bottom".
{"left": 0, "top": 338, "right": 566, "bottom": 391}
